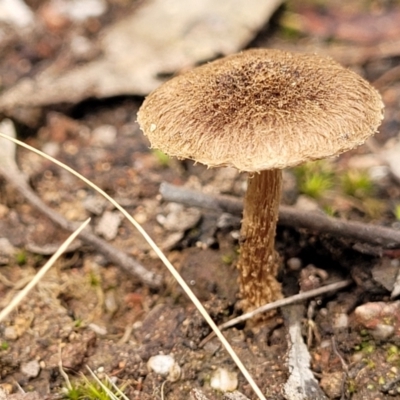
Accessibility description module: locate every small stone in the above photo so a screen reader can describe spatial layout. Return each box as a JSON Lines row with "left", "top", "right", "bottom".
{"left": 83, "top": 195, "right": 107, "bottom": 215}
{"left": 210, "top": 368, "right": 238, "bottom": 392}
{"left": 287, "top": 257, "right": 302, "bottom": 271}
{"left": 4, "top": 326, "right": 18, "bottom": 340}
{"left": 372, "top": 257, "right": 399, "bottom": 292}
{"left": 91, "top": 125, "right": 117, "bottom": 146}
{"left": 147, "top": 354, "right": 181, "bottom": 381}
{"left": 157, "top": 203, "right": 201, "bottom": 232}
{"left": 160, "top": 231, "right": 184, "bottom": 250}
{"left": 320, "top": 371, "right": 343, "bottom": 399}
{"left": 95, "top": 211, "right": 122, "bottom": 241}
{"left": 333, "top": 313, "right": 349, "bottom": 329}
{"left": 20, "top": 360, "right": 40, "bottom": 378}
{"left": 371, "top": 324, "right": 394, "bottom": 340}
{"left": 354, "top": 301, "right": 400, "bottom": 339}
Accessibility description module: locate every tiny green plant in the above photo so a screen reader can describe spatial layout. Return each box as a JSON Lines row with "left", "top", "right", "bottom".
{"left": 152, "top": 149, "right": 170, "bottom": 167}
{"left": 62, "top": 372, "right": 128, "bottom": 400}
{"left": 15, "top": 249, "right": 27, "bottom": 265}
{"left": 293, "top": 160, "right": 334, "bottom": 199}
{"left": 1, "top": 341, "right": 9, "bottom": 350}
{"left": 341, "top": 169, "right": 374, "bottom": 199}
{"left": 386, "top": 344, "right": 400, "bottom": 363}
{"left": 89, "top": 271, "right": 101, "bottom": 287}
{"left": 221, "top": 253, "right": 235, "bottom": 265}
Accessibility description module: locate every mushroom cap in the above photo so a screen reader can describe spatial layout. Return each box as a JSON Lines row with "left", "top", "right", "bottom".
{"left": 137, "top": 49, "right": 384, "bottom": 171}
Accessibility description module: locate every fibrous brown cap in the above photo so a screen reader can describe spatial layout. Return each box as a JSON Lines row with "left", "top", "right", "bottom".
{"left": 137, "top": 49, "right": 384, "bottom": 171}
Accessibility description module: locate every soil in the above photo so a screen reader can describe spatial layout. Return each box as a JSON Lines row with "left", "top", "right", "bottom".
{"left": 1, "top": 1, "right": 400, "bottom": 399}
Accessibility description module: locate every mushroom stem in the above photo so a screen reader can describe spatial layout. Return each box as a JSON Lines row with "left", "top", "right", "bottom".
{"left": 237, "top": 169, "right": 282, "bottom": 313}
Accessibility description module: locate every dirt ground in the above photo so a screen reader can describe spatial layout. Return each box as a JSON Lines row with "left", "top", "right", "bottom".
{"left": 1, "top": 1, "right": 400, "bottom": 399}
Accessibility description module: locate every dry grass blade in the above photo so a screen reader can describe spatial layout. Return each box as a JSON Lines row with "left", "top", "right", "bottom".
{"left": 0, "top": 132, "right": 266, "bottom": 400}
{"left": 0, "top": 218, "right": 91, "bottom": 323}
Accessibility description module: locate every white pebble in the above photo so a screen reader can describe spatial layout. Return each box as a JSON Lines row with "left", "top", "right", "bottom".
{"left": 333, "top": 313, "right": 349, "bottom": 329}
{"left": 21, "top": 360, "right": 40, "bottom": 378}
{"left": 91, "top": 124, "right": 117, "bottom": 146}
{"left": 147, "top": 354, "right": 181, "bottom": 381}
{"left": 371, "top": 324, "right": 394, "bottom": 341}
{"left": 95, "top": 211, "right": 122, "bottom": 241}
{"left": 210, "top": 368, "right": 238, "bottom": 392}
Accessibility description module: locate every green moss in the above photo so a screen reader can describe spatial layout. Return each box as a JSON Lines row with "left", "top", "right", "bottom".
{"left": 89, "top": 271, "right": 101, "bottom": 287}
{"left": 347, "top": 379, "right": 357, "bottom": 394}
{"left": 15, "top": 249, "right": 27, "bottom": 265}
{"left": 221, "top": 253, "right": 235, "bottom": 265}
{"left": 0, "top": 341, "right": 9, "bottom": 350}
{"left": 341, "top": 170, "right": 374, "bottom": 199}
{"left": 294, "top": 160, "right": 334, "bottom": 199}
{"left": 62, "top": 374, "right": 127, "bottom": 400}
{"left": 386, "top": 345, "right": 400, "bottom": 363}
{"left": 361, "top": 341, "right": 375, "bottom": 355}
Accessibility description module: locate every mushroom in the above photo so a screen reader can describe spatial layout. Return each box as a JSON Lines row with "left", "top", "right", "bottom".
{"left": 137, "top": 49, "right": 384, "bottom": 314}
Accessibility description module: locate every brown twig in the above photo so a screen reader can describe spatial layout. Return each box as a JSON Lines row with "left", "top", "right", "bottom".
{"left": 0, "top": 166, "right": 162, "bottom": 289}
{"left": 199, "top": 279, "right": 352, "bottom": 347}
{"left": 160, "top": 182, "right": 400, "bottom": 248}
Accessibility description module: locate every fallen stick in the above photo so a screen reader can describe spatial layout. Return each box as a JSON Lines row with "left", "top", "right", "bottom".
{"left": 160, "top": 182, "right": 400, "bottom": 248}
{"left": 199, "top": 279, "right": 352, "bottom": 346}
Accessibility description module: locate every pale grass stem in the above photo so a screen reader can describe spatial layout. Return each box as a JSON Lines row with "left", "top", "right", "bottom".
{"left": 0, "top": 132, "right": 266, "bottom": 400}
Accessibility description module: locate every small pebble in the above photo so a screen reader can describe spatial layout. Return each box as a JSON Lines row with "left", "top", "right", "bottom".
{"left": 95, "top": 211, "right": 122, "bottom": 241}
{"left": 287, "top": 257, "right": 302, "bottom": 271}
{"left": 354, "top": 301, "right": 400, "bottom": 340}
{"left": 320, "top": 371, "right": 343, "bottom": 399}
{"left": 333, "top": 313, "right": 349, "bottom": 329}
{"left": 91, "top": 124, "right": 117, "bottom": 146}
{"left": 4, "top": 326, "right": 18, "bottom": 340}
{"left": 147, "top": 354, "right": 181, "bottom": 381}
{"left": 210, "top": 368, "right": 238, "bottom": 392}
{"left": 157, "top": 203, "right": 201, "bottom": 232}
{"left": 83, "top": 195, "right": 107, "bottom": 215}
{"left": 21, "top": 360, "right": 40, "bottom": 378}
{"left": 371, "top": 324, "right": 394, "bottom": 341}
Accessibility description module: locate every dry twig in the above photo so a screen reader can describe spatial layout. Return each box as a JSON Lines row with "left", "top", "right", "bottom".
{"left": 160, "top": 182, "right": 400, "bottom": 248}
{"left": 200, "top": 279, "right": 352, "bottom": 346}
